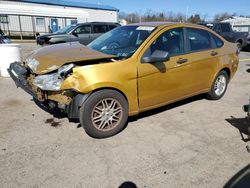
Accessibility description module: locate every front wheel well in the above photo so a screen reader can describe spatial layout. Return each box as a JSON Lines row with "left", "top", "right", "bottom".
{"left": 91, "top": 87, "right": 128, "bottom": 103}
{"left": 67, "top": 88, "right": 128, "bottom": 120}
{"left": 220, "top": 68, "right": 231, "bottom": 79}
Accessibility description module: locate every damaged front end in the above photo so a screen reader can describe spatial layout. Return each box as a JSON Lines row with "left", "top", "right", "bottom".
{"left": 7, "top": 42, "right": 118, "bottom": 120}
{"left": 8, "top": 62, "right": 87, "bottom": 120}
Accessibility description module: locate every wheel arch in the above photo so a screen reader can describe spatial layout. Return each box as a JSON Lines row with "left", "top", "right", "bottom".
{"left": 236, "top": 38, "right": 243, "bottom": 45}
{"left": 220, "top": 67, "right": 231, "bottom": 79}
{"left": 90, "top": 87, "right": 129, "bottom": 103}
{"left": 67, "top": 87, "right": 131, "bottom": 120}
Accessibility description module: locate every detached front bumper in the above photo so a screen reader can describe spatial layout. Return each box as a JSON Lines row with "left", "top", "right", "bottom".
{"left": 8, "top": 62, "right": 38, "bottom": 98}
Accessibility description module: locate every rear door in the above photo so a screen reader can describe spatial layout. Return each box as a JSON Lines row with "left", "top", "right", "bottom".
{"left": 92, "top": 24, "right": 109, "bottom": 40}
{"left": 183, "top": 27, "right": 221, "bottom": 90}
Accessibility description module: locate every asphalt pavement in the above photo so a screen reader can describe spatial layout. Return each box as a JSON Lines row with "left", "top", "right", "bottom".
{"left": 0, "top": 44, "right": 250, "bottom": 188}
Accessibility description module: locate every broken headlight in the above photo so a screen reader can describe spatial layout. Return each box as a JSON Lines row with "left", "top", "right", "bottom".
{"left": 26, "top": 58, "right": 39, "bottom": 72}
{"left": 33, "top": 64, "right": 74, "bottom": 91}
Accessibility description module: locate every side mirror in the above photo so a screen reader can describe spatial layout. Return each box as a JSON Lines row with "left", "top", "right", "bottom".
{"left": 142, "top": 50, "right": 170, "bottom": 63}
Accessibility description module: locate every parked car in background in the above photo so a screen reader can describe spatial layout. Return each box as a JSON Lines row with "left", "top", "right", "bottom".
{"left": 9, "top": 23, "right": 239, "bottom": 138}
{"left": 0, "top": 29, "right": 11, "bottom": 44}
{"left": 243, "top": 36, "right": 250, "bottom": 51}
{"left": 36, "top": 22, "right": 120, "bottom": 46}
{"left": 201, "top": 22, "right": 248, "bottom": 49}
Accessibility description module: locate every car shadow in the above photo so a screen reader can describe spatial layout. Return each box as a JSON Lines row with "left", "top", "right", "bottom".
{"left": 225, "top": 116, "right": 250, "bottom": 142}
{"left": 33, "top": 94, "right": 205, "bottom": 129}
{"left": 224, "top": 163, "right": 250, "bottom": 188}
{"left": 246, "top": 68, "right": 250, "bottom": 73}
{"left": 32, "top": 98, "right": 68, "bottom": 119}
{"left": 119, "top": 181, "right": 137, "bottom": 188}
{"left": 128, "top": 94, "right": 205, "bottom": 122}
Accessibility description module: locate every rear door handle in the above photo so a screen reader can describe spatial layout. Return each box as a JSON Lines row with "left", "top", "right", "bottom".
{"left": 177, "top": 58, "right": 188, "bottom": 64}
{"left": 211, "top": 51, "right": 218, "bottom": 56}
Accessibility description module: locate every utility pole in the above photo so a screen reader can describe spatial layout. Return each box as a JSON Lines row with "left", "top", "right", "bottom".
{"left": 139, "top": 9, "right": 142, "bottom": 23}
{"left": 185, "top": 5, "right": 189, "bottom": 22}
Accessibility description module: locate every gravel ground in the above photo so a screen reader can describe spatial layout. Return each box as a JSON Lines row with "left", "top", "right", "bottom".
{"left": 0, "top": 43, "right": 250, "bottom": 188}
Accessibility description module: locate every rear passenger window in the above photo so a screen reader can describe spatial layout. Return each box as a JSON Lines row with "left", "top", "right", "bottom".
{"left": 186, "top": 28, "right": 212, "bottom": 52}
{"left": 212, "top": 34, "right": 224, "bottom": 48}
{"left": 93, "top": 25, "right": 108, "bottom": 33}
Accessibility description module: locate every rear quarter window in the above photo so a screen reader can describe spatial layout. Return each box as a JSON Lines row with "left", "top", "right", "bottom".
{"left": 211, "top": 34, "right": 224, "bottom": 48}
{"left": 186, "top": 28, "right": 213, "bottom": 52}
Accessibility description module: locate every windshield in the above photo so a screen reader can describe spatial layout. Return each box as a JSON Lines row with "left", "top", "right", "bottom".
{"left": 54, "top": 25, "right": 76, "bottom": 34}
{"left": 87, "top": 25, "right": 155, "bottom": 58}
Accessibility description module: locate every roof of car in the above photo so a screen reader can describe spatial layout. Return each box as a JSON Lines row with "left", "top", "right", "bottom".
{"left": 76, "top": 22, "right": 119, "bottom": 26}
{"left": 128, "top": 22, "right": 175, "bottom": 27}
{"left": 127, "top": 22, "right": 210, "bottom": 29}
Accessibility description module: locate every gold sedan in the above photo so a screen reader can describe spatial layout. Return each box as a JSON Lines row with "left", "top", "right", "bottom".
{"left": 8, "top": 23, "right": 239, "bottom": 138}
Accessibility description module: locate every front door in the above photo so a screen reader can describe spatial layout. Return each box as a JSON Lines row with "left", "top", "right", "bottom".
{"left": 138, "top": 27, "right": 194, "bottom": 110}
{"left": 72, "top": 24, "right": 92, "bottom": 45}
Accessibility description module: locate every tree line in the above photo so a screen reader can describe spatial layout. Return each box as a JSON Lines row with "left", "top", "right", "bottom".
{"left": 119, "top": 10, "right": 248, "bottom": 24}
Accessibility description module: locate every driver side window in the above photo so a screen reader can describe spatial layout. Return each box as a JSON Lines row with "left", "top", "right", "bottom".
{"left": 74, "top": 25, "right": 91, "bottom": 34}
{"left": 144, "top": 28, "right": 185, "bottom": 58}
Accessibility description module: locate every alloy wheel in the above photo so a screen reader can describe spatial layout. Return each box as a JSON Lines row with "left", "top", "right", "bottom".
{"left": 91, "top": 98, "right": 123, "bottom": 131}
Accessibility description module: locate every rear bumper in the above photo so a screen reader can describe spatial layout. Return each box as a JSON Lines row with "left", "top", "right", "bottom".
{"left": 7, "top": 62, "right": 37, "bottom": 98}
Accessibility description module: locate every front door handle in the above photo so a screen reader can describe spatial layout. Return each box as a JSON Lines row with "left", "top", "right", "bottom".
{"left": 211, "top": 51, "right": 218, "bottom": 56}
{"left": 177, "top": 58, "right": 188, "bottom": 64}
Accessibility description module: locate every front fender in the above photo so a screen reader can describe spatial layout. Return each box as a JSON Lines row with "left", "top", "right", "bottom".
{"left": 60, "top": 63, "right": 139, "bottom": 115}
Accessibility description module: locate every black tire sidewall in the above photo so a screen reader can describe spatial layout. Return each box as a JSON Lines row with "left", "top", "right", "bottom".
{"left": 207, "top": 71, "right": 229, "bottom": 100}
{"left": 237, "top": 42, "right": 242, "bottom": 51}
{"left": 79, "top": 90, "right": 128, "bottom": 138}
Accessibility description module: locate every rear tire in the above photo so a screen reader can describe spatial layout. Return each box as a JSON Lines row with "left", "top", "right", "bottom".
{"left": 79, "top": 89, "right": 128, "bottom": 138}
{"left": 206, "top": 71, "right": 229, "bottom": 100}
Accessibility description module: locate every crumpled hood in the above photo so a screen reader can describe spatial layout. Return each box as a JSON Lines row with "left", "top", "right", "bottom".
{"left": 26, "top": 42, "right": 115, "bottom": 74}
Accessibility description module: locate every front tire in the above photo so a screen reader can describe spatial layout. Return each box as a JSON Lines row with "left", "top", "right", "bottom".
{"left": 206, "top": 71, "right": 229, "bottom": 100}
{"left": 236, "top": 42, "right": 242, "bottom": 51}
{"left": 79, "top": 89, "right": 128, "bottom": 138}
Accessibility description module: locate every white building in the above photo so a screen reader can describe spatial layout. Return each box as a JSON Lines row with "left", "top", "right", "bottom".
{"left": 222, "top": 16, "right": 250, "bottom": 34}
{"left": 0, "top": 0, "right": 119, "bottom": 38}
